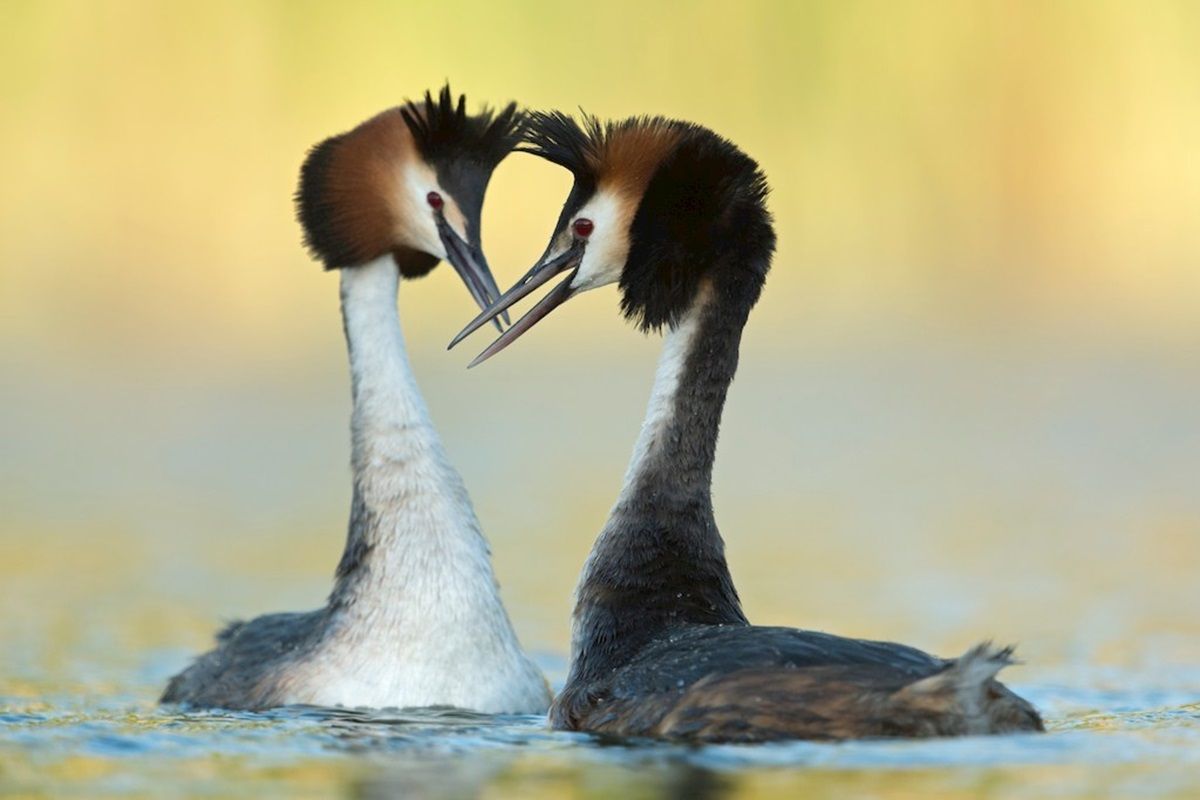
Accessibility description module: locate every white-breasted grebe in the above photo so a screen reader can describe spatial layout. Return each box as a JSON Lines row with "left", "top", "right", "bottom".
{"left": 450, "top": 112, "right": 1042, "bottom": 741}
{"left": 161, "top": 88, "right": 550, "bottom": 713}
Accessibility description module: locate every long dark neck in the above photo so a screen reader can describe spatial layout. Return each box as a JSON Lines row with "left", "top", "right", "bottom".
{"left": 567, "top": 278, "right": 755, "bottom": 686}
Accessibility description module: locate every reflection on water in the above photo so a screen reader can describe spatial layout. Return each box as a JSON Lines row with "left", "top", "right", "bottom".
{"left": 2, "top": 341, "right": 1198, "bottom": 797}
{"left": 2, "top": 696, "right": 1199, "bottom": 797}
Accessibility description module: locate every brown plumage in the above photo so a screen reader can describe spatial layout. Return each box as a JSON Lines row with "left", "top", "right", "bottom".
{"left": 596, "top": 120, "right": 682, "bottom": 198}
{"left": 567, "top": 643, "right": 1041, "bottom": 742}
{"left": 297, "top": 108, "right": 425, "bottom": 271}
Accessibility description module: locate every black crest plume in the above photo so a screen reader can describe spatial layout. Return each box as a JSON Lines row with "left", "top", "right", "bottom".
{"left": 400, "top": 84, "right": 525, "bottom": 168}
{"left": 519, "top": 110, "right": 604, "bottom": 183}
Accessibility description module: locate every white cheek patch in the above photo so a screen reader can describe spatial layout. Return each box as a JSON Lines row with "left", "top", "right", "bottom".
{"left": 569, "top": 190, "right": 633, "bottom": 292}
{"left": 398, "top": 161, "right": 450, "bottom": 259}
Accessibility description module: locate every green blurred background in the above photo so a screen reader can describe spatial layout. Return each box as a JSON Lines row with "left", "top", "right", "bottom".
{"left": 2, "top": 0, "right": 1198, "bottom": 720}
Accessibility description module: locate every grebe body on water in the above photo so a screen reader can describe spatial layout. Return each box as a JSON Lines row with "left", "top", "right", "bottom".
{"left": 452, "top": 112, "right": 1042, "bottom": 741}
{"left": 162, "top": 88, "right": 549, "bottom": 713}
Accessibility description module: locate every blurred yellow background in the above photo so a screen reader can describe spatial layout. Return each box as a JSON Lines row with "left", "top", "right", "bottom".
{"left": 1, "top": 0, "right": 1198, "bottom": 694}
{"left": 2, "top": 0, "right": 1198, "bottom": 367}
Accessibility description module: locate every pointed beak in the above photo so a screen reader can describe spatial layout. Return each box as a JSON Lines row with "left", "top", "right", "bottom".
{"left": 447, "top": 240, "right": 586, "bottom": 367}
{"left": 435, "top": 213, "right": 508, "bottom": 331}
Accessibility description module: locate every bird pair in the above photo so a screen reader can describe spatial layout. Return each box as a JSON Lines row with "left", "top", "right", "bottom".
{"left": 162, "top": 87, "right": 1043, "bottom": 742}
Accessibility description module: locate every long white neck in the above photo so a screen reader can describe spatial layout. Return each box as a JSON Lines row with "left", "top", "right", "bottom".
{"left": 327, "top": 257, "right": 501, "bottom": 623}
{"left": 345, "top": 259, "right": 430, "bottom": 442}
{"left": 286, "top": 257, "right": 549, "bottom": 713}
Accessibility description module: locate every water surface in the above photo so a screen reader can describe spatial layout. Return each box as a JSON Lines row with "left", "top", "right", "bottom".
{"left": 3, "top": 341, "right": 1198, "bottom": 797}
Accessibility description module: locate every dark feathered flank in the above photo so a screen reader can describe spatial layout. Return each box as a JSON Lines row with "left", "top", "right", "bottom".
{"left": 401, "top": 84, "right": 525, "bottom": 169}
{"left": 518, "top": 110, "right": 1043, "bottom": 744}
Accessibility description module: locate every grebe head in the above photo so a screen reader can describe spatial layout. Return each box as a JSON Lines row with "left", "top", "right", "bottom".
{"left": 296, "top": 85, "right": 523, "bottom": 313}
{"left": 450, "top": 111, "right": 775, "bottom": 362}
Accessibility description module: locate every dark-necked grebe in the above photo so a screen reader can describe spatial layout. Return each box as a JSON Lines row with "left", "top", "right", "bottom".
{"left": 450, "top": 112, "right": 1042, "bottom": 741}
{"left": 161, "top": 88, "right": 550, "bottom": 713}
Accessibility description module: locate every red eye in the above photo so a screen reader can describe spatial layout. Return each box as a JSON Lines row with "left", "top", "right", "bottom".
{"left": 573, "top": 218, "right": 594, "bottom": 238}
{"left": 426, "top": 191, "right": 444, "bottom": 210}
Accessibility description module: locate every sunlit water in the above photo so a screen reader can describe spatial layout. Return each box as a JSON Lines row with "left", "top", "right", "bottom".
{"left": 3, "top": 339, "right": 1198, "bottom": 797}
{"left": 4, "top": 684, "right": 1199, "bottom": 798}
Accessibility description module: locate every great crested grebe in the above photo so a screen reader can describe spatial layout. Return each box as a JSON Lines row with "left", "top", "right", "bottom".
{"left": 450, "top": 112, "right": 1043, "bottom": 741}
{"left": 162, "top": 88, "right": 550, "bottom": 713}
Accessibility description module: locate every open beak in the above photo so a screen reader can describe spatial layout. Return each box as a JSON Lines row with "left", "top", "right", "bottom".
{"left": 448, "top": 240, "right": 586, "bottom": 367}
{"left": 435, "top": 213, "right": 508, "bottom": 331}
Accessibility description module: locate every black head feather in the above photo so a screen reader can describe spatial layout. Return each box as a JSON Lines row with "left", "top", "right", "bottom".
{"left": 519, "top": 111, "right": 603, "bottom": 242}
{"left": 401, "top": 84, "right": 525, "bottom": 246}
{"left": 400, "top": 84, "right": 525, "bottom": 171}
{"left": 296, "top": 133, "right": 351, "bottom": 268}
{"left": 621, "top": 122, "right": 774, "bottom": 331}
{"left": 519, "top": 110, "right": 604, "bottom": 181}
{"left": 523, "top": 113, "right": 776, "bottom": 332}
